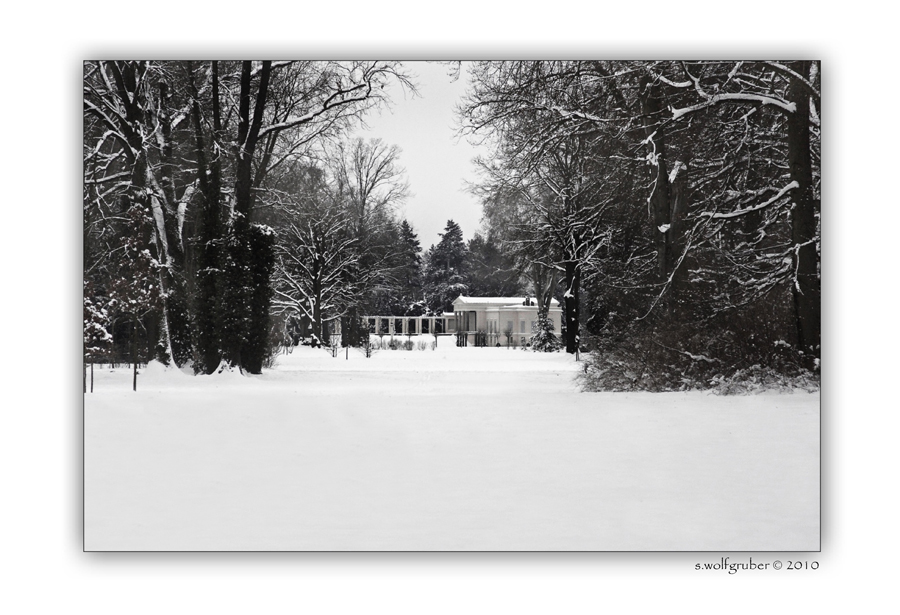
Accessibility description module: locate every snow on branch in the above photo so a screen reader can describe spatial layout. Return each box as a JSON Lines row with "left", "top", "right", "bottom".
{"left": 546, "top": 105, "right": 618, "bottom": 123}
{"left": 655, "top": 74, "right": 692, "bottom": 88}
{"left": 762, "top": 61, "right": 821, "bottom": 101}
{"left": 670, "top": 93, "right": 796, "bottom": 119}
{"left": 700, "top": 181, "right": 798, "bottom": 219}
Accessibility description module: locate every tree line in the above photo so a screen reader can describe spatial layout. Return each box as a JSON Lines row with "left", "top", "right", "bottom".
{"left": 84, "top": 60, "right": 820, "bottom": 388}
{"left": 83, "top": 60, "right": 525, "bottom": 373}
{"left": 84, "top": 61, "right": 416, "bottom": 373}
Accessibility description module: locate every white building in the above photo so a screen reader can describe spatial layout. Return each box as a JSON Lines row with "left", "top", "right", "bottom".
{"left": 450, "top": 295, "right": 563, "bottom": 347}
{"left": 360, "top": 295, "right": 563, "bottom": 347}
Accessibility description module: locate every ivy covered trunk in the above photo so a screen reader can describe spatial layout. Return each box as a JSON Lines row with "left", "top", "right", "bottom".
{"left": 218, "top": 61, "right": 275, "bottom": 373}
{"left": 219, "top": 222, "right": 275, "bottom": 374}
{"left": 189, "top": 59, "right": 225, "bottom": 374}
{"left": 242, "top": 225, "right": 276, "bottom": 373}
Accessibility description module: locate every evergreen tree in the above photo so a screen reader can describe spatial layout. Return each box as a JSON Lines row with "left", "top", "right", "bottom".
{"left": 423, "top": 220, "right": 469, "bottom": 314}
{"left": 530, "top": 313, "right": 562, "bottom": 352}
{"left": 83, "top": 281, "right": 112, "bottom": 362}
{"left": 395, "top": 219, "right": 424, "bottom": 313}
{"left": 106, "top": 203, "right": 164, "bottom": 364}
{"left": 465, "top": 232, "right": 523, "bottom": 297}
{"left": 362, "top": 218, "right": 425, "bottom": 317}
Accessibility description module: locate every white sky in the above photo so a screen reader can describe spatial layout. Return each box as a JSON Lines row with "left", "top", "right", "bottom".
{"left": 350, "top": 61, "right": 490, "bottom": 249}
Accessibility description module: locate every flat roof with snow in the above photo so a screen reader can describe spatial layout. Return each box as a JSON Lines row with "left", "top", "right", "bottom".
{"left": 452, "top": 296, "right": 560, "bottom": 307}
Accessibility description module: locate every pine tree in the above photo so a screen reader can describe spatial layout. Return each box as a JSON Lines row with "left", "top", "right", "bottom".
{"left": 395, "top": 219, "right": 424, "bottom": 313}
{"left": 530, "top": 313, "right": 562, "bottom": 352}
{"left": 423, "top": 220, "right": 469, "bottom": 314}
{"left": 83, "top": 281, "right": 113, "bottom": 362}
{"left": 465, "top": 232, "right": 523, "bottom": 297}
{"left": 106, "top": 203, "right": 164, "bottom": 365}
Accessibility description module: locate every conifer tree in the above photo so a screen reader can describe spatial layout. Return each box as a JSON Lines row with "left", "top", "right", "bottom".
{"left": 395, "top": 219, "right": 424, "bottom": 313}
{"left": 423, "top": 220, "right": 469, "bottom": 314}
{"left": 465, "top": 232, "right": 523, "bottom": 297}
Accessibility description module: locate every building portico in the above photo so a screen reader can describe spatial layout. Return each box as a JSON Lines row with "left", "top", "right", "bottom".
{"left": 451, "top": 295, "right": 562, "bottom": 347}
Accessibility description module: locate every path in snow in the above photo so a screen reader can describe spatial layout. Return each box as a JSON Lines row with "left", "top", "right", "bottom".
{"left": 85, "top": 342, "right": 819, "bottom": 550}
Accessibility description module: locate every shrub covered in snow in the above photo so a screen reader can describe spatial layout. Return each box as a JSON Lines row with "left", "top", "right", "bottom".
{"left": 530, "top": 314, "right": 562, "bottom": 353}
{"left": 83, "top": 282, "right": 113, "bottom": 361}
{"left": 706, "top": 365, "right": 819, "bottom": 395}
{"left": 578, "top": 320, "right": 819, "bottom": 394}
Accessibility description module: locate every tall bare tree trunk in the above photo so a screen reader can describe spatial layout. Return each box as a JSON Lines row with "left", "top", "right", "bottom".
{"left": 640, "top": 78, "right": 674, "bottom": 283}
{"left": 786, "top": 60, "right": 821, "bottom": 367}
{"left": 221, "top": 61, "right": 274, "bottom": 373}
{"left": 564, "top": 259, "right": 581, "bottom": 354}
{"left": 189, "top": 60, "right": 225, "bottom": 373}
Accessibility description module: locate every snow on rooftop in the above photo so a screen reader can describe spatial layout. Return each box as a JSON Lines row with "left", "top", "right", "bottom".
{"left": 452, "top": 295, "right": 560, "bottom": 306}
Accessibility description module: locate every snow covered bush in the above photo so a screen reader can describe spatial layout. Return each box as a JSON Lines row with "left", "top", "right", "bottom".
{"left": 708, "top": 365, "right": 820, "bottom": 395}
{"left": 530, "top": 314, "right": 562, "bottom": 352}
{"left": 83, "top": 282, "right": 112, "bottom": 362}
{"left": 578, "top": 319, "right": 819, "bottom": 394}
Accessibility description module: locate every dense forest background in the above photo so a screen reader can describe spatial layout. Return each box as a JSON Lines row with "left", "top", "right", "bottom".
{"left": 84, "top": 60, "right": 820, "bottom": 391}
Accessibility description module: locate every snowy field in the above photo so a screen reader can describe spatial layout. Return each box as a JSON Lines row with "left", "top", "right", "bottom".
{"left": 85, "top": 337, "right": 819, "bottom": 551}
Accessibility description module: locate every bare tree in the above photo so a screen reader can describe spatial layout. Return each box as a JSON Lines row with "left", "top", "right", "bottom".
{"left": 83, "top": 60, "right": 195, "bottom": 366}
{"left": 85, "top": 60, "right": 414, "bottom": 373}
{"left": 272, "top": 190, "right": 360, "bottom": 347}
{"left": 326, "top": 137, "right": 410, "bottom": 342}
{"left": 461, "top": 60, "right": 820, "bottom": 368}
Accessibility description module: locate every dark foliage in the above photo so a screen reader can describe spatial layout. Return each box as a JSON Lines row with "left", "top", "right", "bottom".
{"left": 423, "top": 220, "right": 469, "bottom": 314}
{"left": 579, "top": 301, "right": 819, "bottom": 393}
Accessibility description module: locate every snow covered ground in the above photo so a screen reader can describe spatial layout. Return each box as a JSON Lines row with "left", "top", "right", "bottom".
{"left": 85, "top": 337, "right": 819, "bottom": 551}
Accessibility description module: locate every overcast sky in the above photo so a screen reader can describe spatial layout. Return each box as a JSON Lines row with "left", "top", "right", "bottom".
{"left": 351, "top": 61, "right": 489, "bottom": 249}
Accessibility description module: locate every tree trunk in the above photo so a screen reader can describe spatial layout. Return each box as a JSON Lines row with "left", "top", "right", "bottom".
{"left": 668, "top": 168, "right": 689, "bottom": 308}
{"left": 234, "top": 61, "right": 271, "bottom": 223}
{"left": 132, "top": 320, "right": 138, "bottom": 392}
{"left": 312, "top": 288, "right": 323, "bottom": 347}
{"left": 188, "top": 60, "right": 224, "bottom": 373}
{"left": 786, "top": 60, "right": 821, "bottom": 366}
{"left": 640, "top": 77, "right": 674, "bottom": 283}
{"left": 564, "top": 260, "right": 581, "bottom": 354}
{"left": 104, "top": 62, "right": 192, "bottom": 368}
{"left": 222, "top": 61, "right": 274, "bottom": 372}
